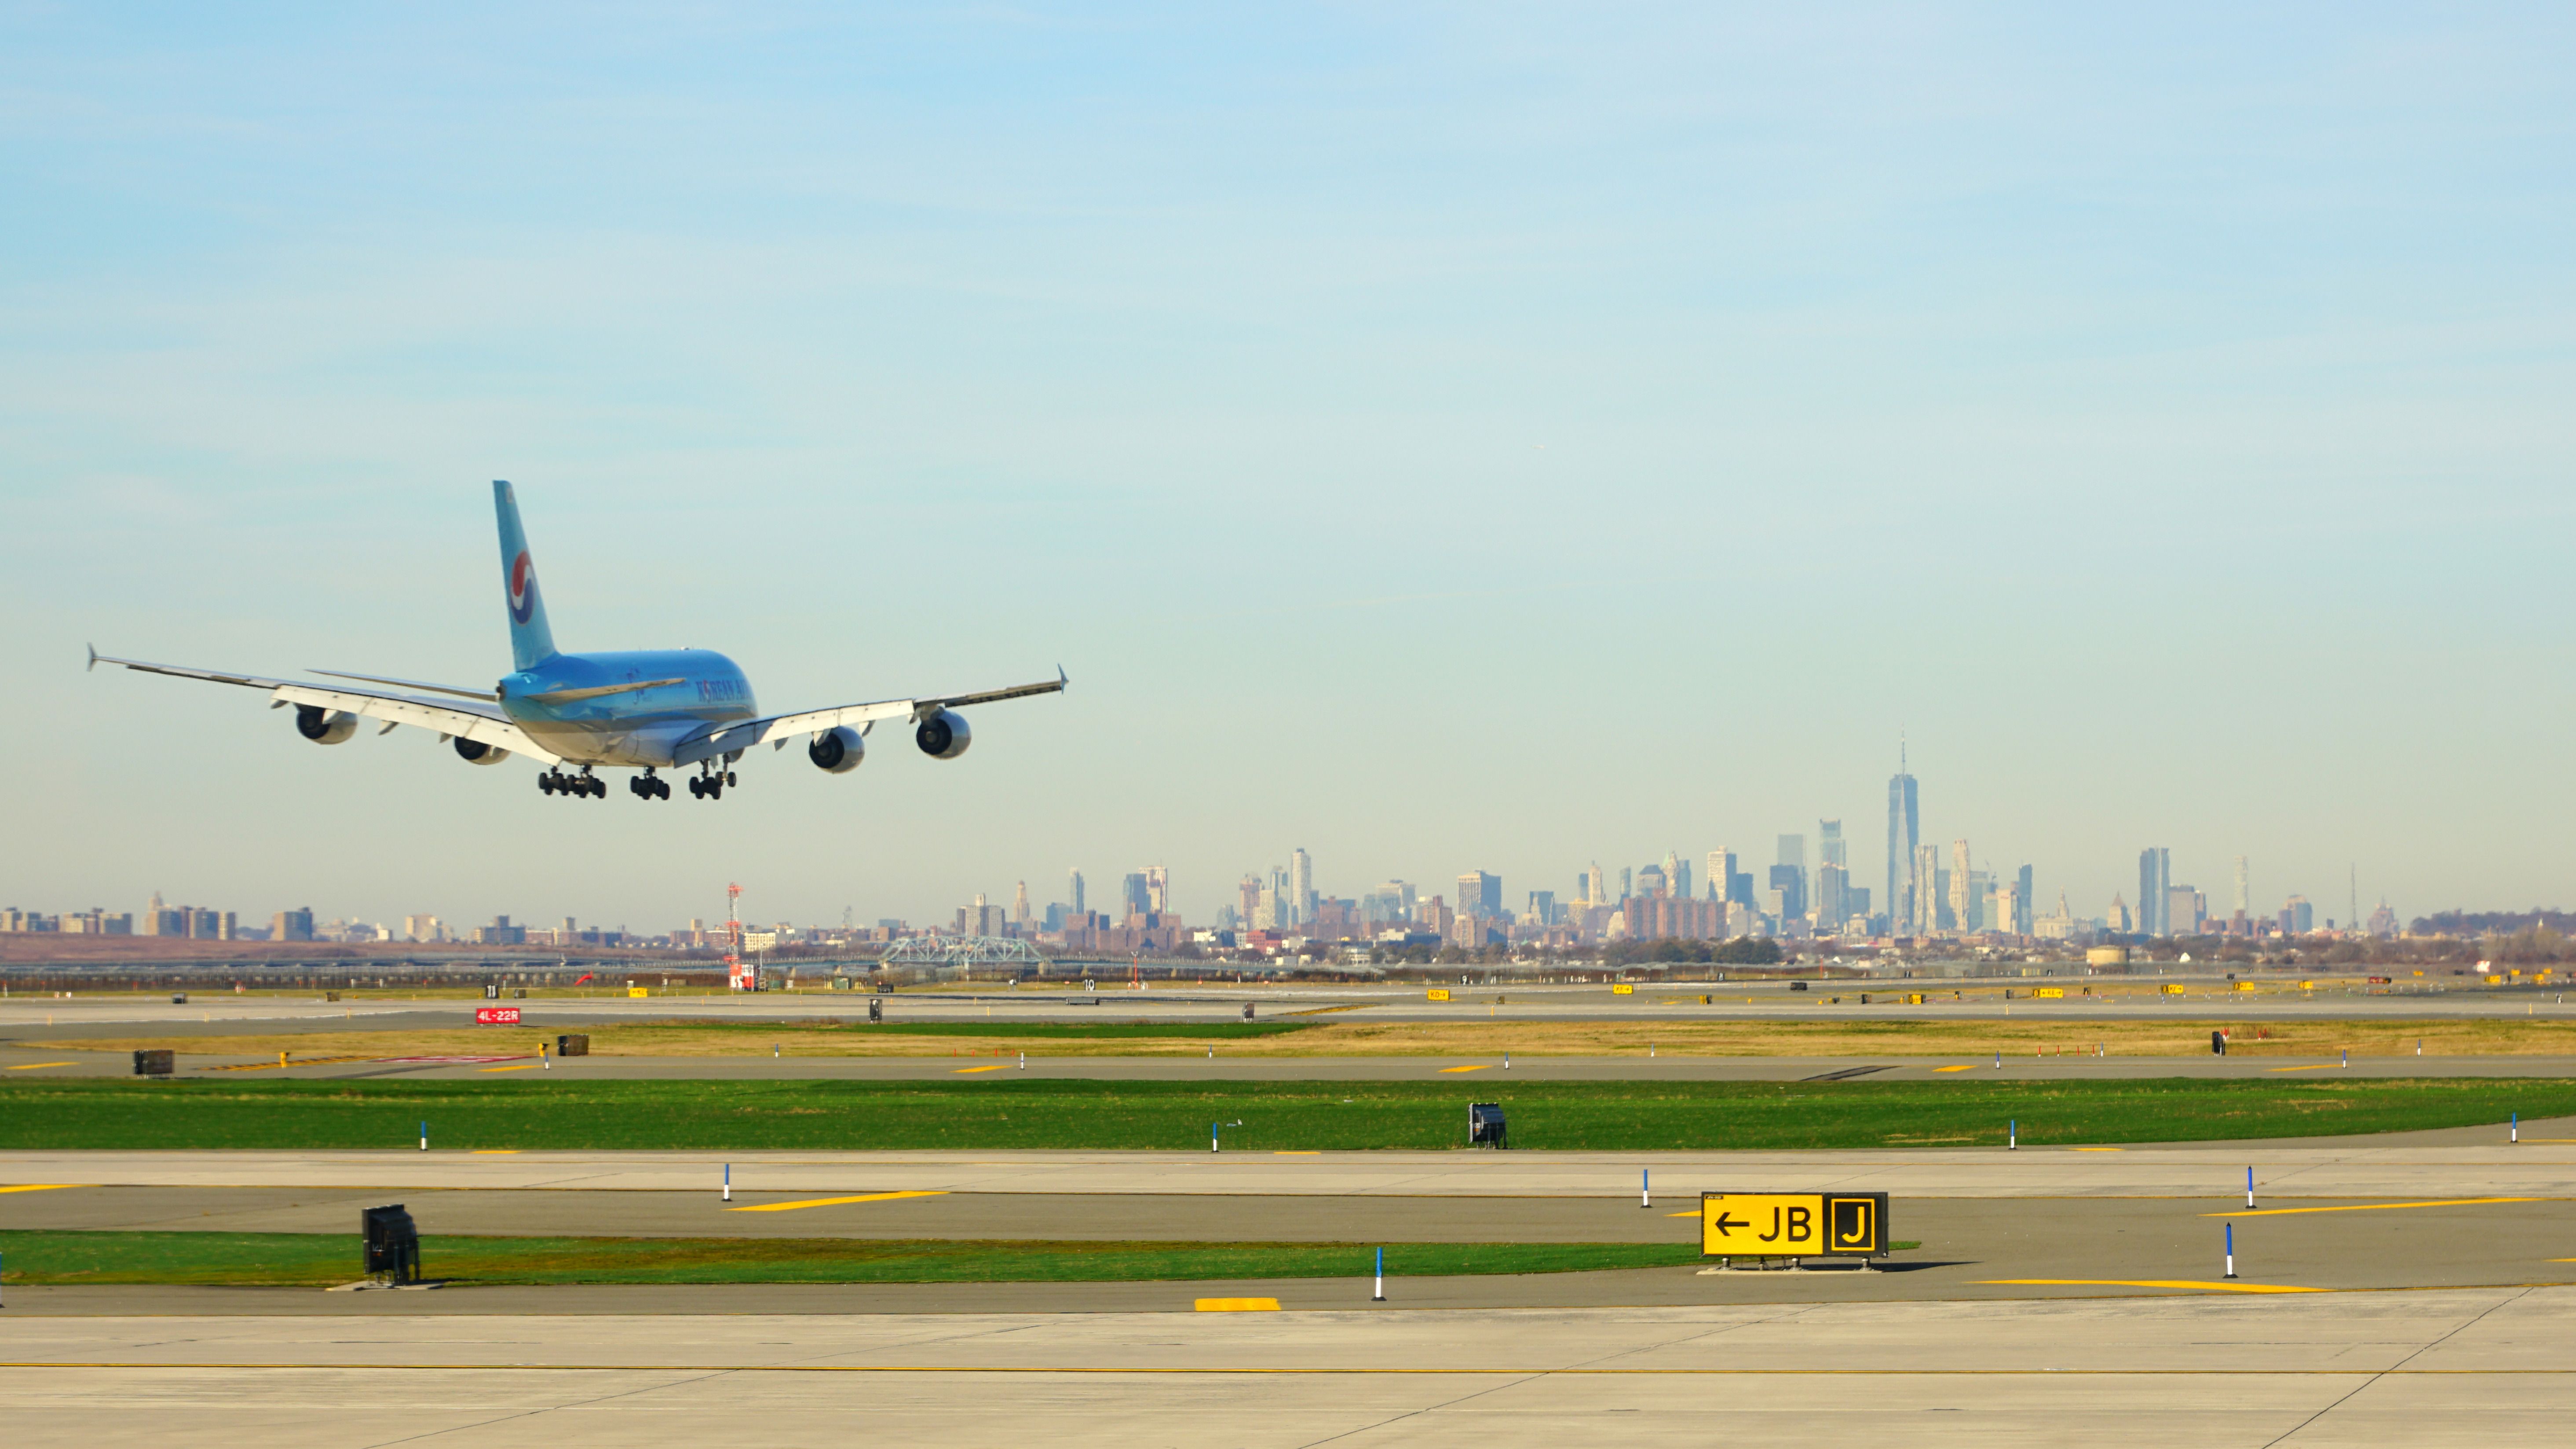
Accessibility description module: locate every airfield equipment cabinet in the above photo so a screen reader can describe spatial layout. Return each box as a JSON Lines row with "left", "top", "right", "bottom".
{"left": 132, "top": 1049, "right": 174, "bottom": 1077}
{"left": 868, "top": 998, "right": 883, "bottom": 1023}
{"left": 1242, "top": 1003, "right": 1256, "bottom": 1020}
{"left": 363, "top": 1204, "right": 422, "bottom": 1284}
{"left": 1468, "top": 1102, "right": 1508, "bottom": 1149}
{"left": 554, "top": 1034, "right": 589, "bottom": 1057}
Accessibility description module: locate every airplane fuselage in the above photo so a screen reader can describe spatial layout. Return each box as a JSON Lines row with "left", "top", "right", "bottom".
{"left": 498, "top": 648, "right": 757, "bottom": 768}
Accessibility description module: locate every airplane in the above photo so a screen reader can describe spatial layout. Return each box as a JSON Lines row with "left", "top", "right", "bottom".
{"left": 90, "top": 481, "right": 1065, "bottom": 801}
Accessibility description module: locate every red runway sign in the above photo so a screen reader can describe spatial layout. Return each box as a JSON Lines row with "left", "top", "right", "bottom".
{"left": 473, "top": 1006, "right": 522, "bottom": 1025}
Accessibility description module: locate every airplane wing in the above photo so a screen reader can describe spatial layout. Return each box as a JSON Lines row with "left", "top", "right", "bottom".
{"left": 89, "top": 648, "right": 563, "bottom": 765}
{"left": 671, "top": 668, "right": 1067, "bottom": 765}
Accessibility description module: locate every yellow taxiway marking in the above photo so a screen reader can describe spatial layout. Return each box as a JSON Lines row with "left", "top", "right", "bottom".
{"left": 952, "top": 1064, "right": 1010, "bottom": 1074}
{"left": 0, "top": 1184, "right": 86, "bottom": 1194}
{"left": 2267, "top": 1064, "right": 2343, "bottom": 1072}
{"left": 1934, "top": 1065, "right": 1976, "bottom": 1072}
{"left": 471, "top": 1150, "right": 520, "bottom": 1155}
{"left": 481, "top": 1064, "right": 541, "bottom": 1073}
{"left": 1195, "top": 1297, "right": 1281, "bottom": 1312}
{"left": 5, "top": 1062, "right": 78, "bottom": 1070}
{"left": 2072, "top": 1147, "right": 2125, "bottom": 1152}
{"left": 1981, "top": 1279, "right": 2325, "bottom": 1294}
{"left": 1666, "top": 1210, "right": 1701, "bottom": 1217}
{"left": 725, "top": 1191, "right": 948, "bottom": 1213}
{"left": 2208, "top": 1197, "right": 2539, "bottom": 1218}
{"left": 1438, "top": 1064, "right": 1492, "bottom": 1073}
{"left": 1273, "top": 1151, "right": 1320, "bottom": 1156}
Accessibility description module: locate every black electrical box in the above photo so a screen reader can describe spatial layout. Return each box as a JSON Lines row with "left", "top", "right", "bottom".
{"left": 555, "top": 1034, "right": 589, "bottom": 1057}
{"left": 1468, "top": 1102, "right": 1508, "bottom": 1149}
{"left": 1242, "top": 1003, "right": 1256, "bottom": 1020}
{"left": 363, "top": 1204, "right": 421, "bottom": 1284}
{"left": 132, "top": 1049, "right": 174, "bottom": 1077}
{"left": 867, "top": 998, "right": 883, "bottom": 1023}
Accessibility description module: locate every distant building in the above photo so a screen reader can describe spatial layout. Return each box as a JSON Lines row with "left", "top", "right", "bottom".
{"left": 1776, "top": 834, "right": 1807, "bottom": 914}
{"left": 1526, "top": 890, "right": 1557, "bottom": 926}
{"left": 1887, "top": 748, "right": 1919, "bottom": 935}
{"left": 1634, "top": 864, "right": 1668, "bottom": 899}
{"left": 1666, "top": 851, "right": 1692, "bottom": 903}
{"left": 1949, "top": 842, "right": 1973, "bottom": 933}
{"left": 2367, "top": 901, "right": 2399, "bottom": 939}
{"left": 1122, "top": 873, "right": 1151, "bottom": 918}
{"left": 1816, "top": 861, "right": 1849, "bottom": 926}
{"left": 1289, "top": 851, "right": 1312, "bottom": 924}
{"left": 1146, "top": 866, "right": 1171, "bottom": 916}
{"left": 273, "top": 907, "right": 315, "bottom": 943}
{"left": 2233, "top": 856, "right": 2250, "bottom": 918}
{"left": 2106, "top": 893, "right": 2132, "bottom": 934}
{"left": 2015, "top": 865, "right": 2034, "bottom": 935}
{"left": 1457, "top": 871, "right": 1501, "bottom": 919}
{"left": 1912, "top": 843, "right": 1940, "bottom": 934}
{"left": 1068, "top": 869, "right": 1085, "bottom": 916}
{"left": 2166, "top": 885, "right": 2206, "bottom": 936}
{"left": 2283, "top": 895, "right": 2314, "bottom": 934}
{"left": 2138, "top": 849, "right": 2171, "bottom": 936}
{"left": 1767, "top": 864, "right": 1805, "bottom": 922}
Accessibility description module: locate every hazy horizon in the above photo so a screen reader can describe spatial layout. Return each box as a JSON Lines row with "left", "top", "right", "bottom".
{"left": 6, "top": 5, "right": 2570, "bottom": 931}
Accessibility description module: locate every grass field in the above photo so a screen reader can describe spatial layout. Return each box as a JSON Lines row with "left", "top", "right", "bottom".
{"left": 47, "top": 1014, "right": 2576, "bottom": 1061}
{"left": 0, "top": 1076, "right": 2556, "bottom": 1152}
{"left": 0, "top": 1231, "right": 1706, "bottom": 1285}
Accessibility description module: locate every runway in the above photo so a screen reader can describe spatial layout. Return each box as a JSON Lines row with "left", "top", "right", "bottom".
{"left": 2, "top": 1288, "right": 2570, "bottom": 1445}
{"left": 9, "top": 1138, "right": 2573, "bottom": 1196}
{"left": 7, "top": 1042, "right": 2572, "bottom": 1080}
{"left": 4, "top": 980, "right": 2569, "bottom": 1032}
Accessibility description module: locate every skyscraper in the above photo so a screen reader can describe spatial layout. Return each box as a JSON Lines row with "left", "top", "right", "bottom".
{"left": 1146, "top": 866, "right": 1170, "bottom": 915}
{"left": 2138, "top": 849, "right": 2170, "bottom": 936}
{"left": 1887, "top": 748, "right": 1918, "bottom": 936}
{"left": 1288, "top": 850, "right": 1312, "bottom": 925}
{"left": 1239, "top": 874, "right": 1262, "bottom": 926}
{"left": 1816, "top": 860, "right": 1849, "bottom": 928}
{"left": 1912, "top": 843, "right": 1939, "bottom": 934}
{"left": 1068, "top": 870, "right": 1085, "bottom": 916}
{"left": 2015, "top": 864, "right": 2034, "bottom": 935}
{"left": 1013, "top": 881, "right": 1030, "bottom": 926}
{"left": 2232, "top": 856, "right": 2249, "bottom": 918}
{"left": 1458, "top": 871, "right": 1501, "bottom": 918}
{"left": 1666, "top": 850, "right": 1690, "bottom": 903}
{"left": 1705, "top": 850, "right": 1734, "bottom": 903}
{"left": 1949, "top": 840, "right": 1973, "bottom": 934}
{"left": 1584, "top": 863, "right": 1606, "bottom": 907}
{"left": 1121, "top": 873, "right": 1150, "bottom": 919}
{"left": 1818, "top": 820, "right": 1845, "bottom": 869}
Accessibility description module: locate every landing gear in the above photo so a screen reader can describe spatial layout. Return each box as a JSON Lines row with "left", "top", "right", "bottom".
{"left": 538, "top": 769, "right": 607, "bottom": 798}
{"left": 690, "top": 764, "right": 728, "bottom": 800}
{"left": 629, "top": 771, "right": 670, "bottom": 801}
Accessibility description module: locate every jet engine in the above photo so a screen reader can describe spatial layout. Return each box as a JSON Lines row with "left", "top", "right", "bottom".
{"left": 914, "top": 709, "right": 971, "bottom": 760}
{"left": 295, "top": 706, "right": 359, "bottom": 744}
{"left": 808, "top": 725, "right": 864, "bottom": 774}
{"left": 453, "top": 737, "right": 511, "bottom": 766}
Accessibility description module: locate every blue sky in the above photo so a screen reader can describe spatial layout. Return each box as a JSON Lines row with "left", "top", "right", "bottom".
{"left": 4, "top": 4, "right": 2570, "bottom": 933}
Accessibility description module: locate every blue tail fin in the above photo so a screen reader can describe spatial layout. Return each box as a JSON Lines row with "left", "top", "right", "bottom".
{"left": 493, "top": 480, "right": 559, "bottom": 670}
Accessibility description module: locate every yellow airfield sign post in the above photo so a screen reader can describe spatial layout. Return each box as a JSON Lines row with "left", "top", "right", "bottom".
{"left": 1701, "top": 1191, "right": 1890, "bottom": 1269}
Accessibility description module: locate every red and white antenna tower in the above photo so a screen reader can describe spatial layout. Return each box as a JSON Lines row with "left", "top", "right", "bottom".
{"left": 724, "top": 883, "right": 752, "bottom": 992}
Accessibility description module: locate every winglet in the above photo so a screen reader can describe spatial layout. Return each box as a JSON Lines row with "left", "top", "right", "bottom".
{"left": 85, "top": 643, "right": 98, "bottom": 672}
{"left": 1057, "top": 664, "right": 1068, "bottom": 690}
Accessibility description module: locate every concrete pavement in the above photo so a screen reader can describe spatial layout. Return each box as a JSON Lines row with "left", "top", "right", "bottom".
{"left": 2, "top": 1288, "right": 2571, "bottom": 1444}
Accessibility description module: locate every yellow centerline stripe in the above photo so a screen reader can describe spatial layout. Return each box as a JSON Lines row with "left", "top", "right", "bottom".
{"left": 1437, "top": 1065, "right": 1491, "bottom": 1073}
{"left": 4, "top": 1062, "right": 79, "bottom": 1070}
{"left": 1979, "top": 1279, "right": 2325, "bottom": 1294}
{"left": 481, "top": 1064, "right": 541, "bottom": 1073}
{"left": 2206, "top": 1197, "right": 2540, "bottom": 1218}
{"left": 723, "top": 1191, "right": 949, "bottom": 1213}
{"left": 2267, "top": 1064, "right": 2342, "bottom": 1072}
{"left": 1933, "top": 1065, "right": 1975, "bottom": 1072}
{"left": 0, "top": 1184, "right": 87, "bottom": 1194}
{"left": 952, "top": 1065, "right": 1010, "bottom": 1074}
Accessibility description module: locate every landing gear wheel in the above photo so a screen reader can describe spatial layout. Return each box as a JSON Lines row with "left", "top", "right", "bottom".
{"left": 539, "top": 774, "right": 555, "bottom": 795}
{"left": 688, "top": 778, "right": 704, "bottom": 798}
{"left": 725, "top": 771, "right": 737, "bottom": 787}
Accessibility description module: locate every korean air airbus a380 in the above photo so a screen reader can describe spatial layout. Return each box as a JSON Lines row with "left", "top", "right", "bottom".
{"left": 90, "top": 481, "right": 1065, "bottom": 801}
